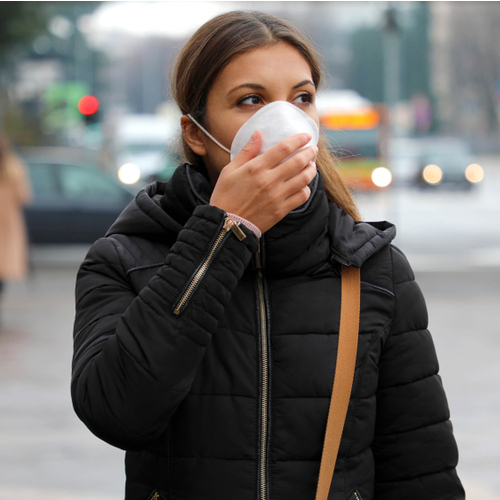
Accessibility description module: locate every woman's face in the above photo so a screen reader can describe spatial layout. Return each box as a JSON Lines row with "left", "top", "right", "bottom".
{"left": 188, "top": 42, "right": 319, "bottom": 183}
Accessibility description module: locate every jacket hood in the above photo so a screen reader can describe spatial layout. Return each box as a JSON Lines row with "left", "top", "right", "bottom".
{"left": 105, "top": 163, "right": 210, "bottom": 240}
{"left": 106, "top": 164, "right": 396, "bottom": 269}
{"left": 328, "top": 204, "right": 396, "bottom": 268}
{"left": 106, "top": 182, "right": 179, "bottom": 239}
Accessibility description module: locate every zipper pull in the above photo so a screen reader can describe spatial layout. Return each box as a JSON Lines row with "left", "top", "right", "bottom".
{"left": 224, "top": 217, "right": 247, "bottom": 241}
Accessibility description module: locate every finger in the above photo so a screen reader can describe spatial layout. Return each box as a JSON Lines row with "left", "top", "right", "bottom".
{"left": 225, "top": 130, "right": 262, "bottom": 170}
{"left": 260, "top": 132, "right": 312, "bottom": 168}
{"left": 282, "top": 160, "right": 317, "bottom": 194}
{"left": 272, "top": 145, "right": 318, "bottom": 181}
{"left": 263, "top": 160, "right": 315, "bottom": 216}
{"left": 283, "top": 184, "right": 312, "bottom": 212}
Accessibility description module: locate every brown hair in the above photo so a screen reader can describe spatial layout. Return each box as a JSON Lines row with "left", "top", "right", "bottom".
{"left": 171, "top": 10, "right": 360, "bottom": 221}
{"left": 0, "top": 132, "right": 13, "bottom": 182}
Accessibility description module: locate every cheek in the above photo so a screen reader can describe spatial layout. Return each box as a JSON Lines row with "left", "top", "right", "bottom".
{"left": 215, "top": 118, "right": 248, "bottom": 150}
{"left": 204, "top": 111, "right": 237, "bottom": 150}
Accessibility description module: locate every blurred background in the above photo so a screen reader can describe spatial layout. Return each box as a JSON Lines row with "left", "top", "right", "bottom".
{"left": 0, "top": 1, "right": 499, "bottom": 499}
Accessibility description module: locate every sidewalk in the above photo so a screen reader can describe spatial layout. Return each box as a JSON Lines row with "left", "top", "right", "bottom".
{"left": 29, "top": 245, "right": 90, "bottom": 269}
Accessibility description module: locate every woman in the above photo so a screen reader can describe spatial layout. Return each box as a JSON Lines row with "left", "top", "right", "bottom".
{"left": 72, "top": 11, "right": 465, "bottom": 500}
{"left": 0, "top": 133, "right": 31, "bottom": 316}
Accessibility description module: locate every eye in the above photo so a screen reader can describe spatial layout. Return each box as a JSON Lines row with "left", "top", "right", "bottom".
{"left": 293, "top": 92, "right": 314, "bottom": 105}
{"left": 237, "top": 94, "right": 263, "bottom": 106}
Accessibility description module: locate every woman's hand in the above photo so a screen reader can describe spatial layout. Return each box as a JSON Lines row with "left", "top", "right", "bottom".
{"left": 209, "top": 131, "right": 318, "bottom": 234}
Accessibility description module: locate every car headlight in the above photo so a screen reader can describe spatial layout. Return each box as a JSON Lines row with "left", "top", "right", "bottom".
{"left": 371, "top": 167, "right": 392, "bottom": 188}
{"left": 465, "top": 163, "right": 484, "bottom": 183}
{"left": 422, "top": 164, "right": 442, "bottom": 185}
{"left": 118, "top": 163, "right": 141, "bottom": 185}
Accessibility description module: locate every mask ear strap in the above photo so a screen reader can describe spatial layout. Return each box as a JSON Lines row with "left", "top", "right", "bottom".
{"left": 187, "top": 114, "right": 231, "bottom": 155}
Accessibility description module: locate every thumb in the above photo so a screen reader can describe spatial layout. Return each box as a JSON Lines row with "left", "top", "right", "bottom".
{"left": 229, "top": 130, "right": 261, "bottom": 169}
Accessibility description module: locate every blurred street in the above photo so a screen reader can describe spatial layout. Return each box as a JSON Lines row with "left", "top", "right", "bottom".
{"left": 0, "top": 157, "right": 499, "bottom": 499}
{"left": 356, "top": 155, "right": 500, "bottom": 270}
{"left": 2, "top": 1, "right": 500, "bottom": 498}
{"left": 0, "top": 265, "right": 124, "bottom": 500}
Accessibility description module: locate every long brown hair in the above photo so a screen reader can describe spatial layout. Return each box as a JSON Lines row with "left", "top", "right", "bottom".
{"left": 0, "top": 132, "right": 13, "bottom": 182}
{"left": 171, "top": 10, "right": 360, "bottom": 221}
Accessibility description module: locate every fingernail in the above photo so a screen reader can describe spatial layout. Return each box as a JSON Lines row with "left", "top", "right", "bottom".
{"left": 250, "top": 131, "right": 259, "bottom": 143}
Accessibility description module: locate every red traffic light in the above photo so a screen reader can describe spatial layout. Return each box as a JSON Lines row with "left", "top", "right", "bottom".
{"left": 78, "top": 95, "right": 99, "bottom": 116}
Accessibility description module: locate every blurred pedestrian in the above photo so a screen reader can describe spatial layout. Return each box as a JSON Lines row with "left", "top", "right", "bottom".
{"left": 72, "top": 10, "right": 464, "bottom": 500}
{"left": 0, "top": 132, "right": 31, "bottom": 319}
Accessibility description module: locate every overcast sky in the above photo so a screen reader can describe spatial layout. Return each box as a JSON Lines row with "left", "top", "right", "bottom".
{"left": 80, "top": 1, "right": 385, "bottom": 52}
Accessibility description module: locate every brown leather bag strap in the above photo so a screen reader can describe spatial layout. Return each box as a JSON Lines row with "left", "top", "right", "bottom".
{"left": 315, "top": 265, "right": 361, "bottom": 500}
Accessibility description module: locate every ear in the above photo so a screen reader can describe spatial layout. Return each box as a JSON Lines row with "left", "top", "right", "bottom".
{"left": 181, "top": 115, "right": 208, "bottom": 157}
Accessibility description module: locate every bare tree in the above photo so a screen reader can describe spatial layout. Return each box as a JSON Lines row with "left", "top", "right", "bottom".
{"left": 432, "top": 2, "right": 500, "bottom": 135}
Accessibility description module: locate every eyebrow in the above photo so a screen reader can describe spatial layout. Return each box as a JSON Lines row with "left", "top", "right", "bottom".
{"left": 228, "top": 79, "right": 315, "bottom": 95}
{"left": 293, "top": 79, "right": 315, "bottom": 89}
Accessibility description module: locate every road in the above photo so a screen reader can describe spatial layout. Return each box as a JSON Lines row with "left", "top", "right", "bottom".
{"left": 0, "top": 266, "right": 124, "bottom": 500}
{"left": 0, "top": 156, "right": 499, "bottom": 499}
{"left": 355, "top": 155, "right": 500, "bottom": 270}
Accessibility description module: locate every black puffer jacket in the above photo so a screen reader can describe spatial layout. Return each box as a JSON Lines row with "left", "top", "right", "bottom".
{"left": 72, "top": 164, "right": 464, "bottom": 500}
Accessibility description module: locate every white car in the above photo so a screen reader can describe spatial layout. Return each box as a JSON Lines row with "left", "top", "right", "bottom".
{"left": 114, "top": 114, "right": 180, "bottom": 185}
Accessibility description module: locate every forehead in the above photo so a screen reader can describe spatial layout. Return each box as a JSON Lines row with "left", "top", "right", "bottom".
{"left": 213, "top": 42, "right": 314, "bottom": 92}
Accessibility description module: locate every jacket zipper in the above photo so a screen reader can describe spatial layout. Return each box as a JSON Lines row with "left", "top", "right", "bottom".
{"left": 256, "top": 246, "right": 269, "bottom": 500}
{"left": 148, "top": 491, "right": 160, "bottom": 500}
{"left": 173, "top": 217, "right": 246, "bottom": 315}
{"left": 354, "top": 491, "right": 362, "bottom": 500}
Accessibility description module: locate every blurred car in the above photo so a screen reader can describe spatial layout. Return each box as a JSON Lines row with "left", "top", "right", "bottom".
{"left": 22, "top": 150, "right": 136, "bottom": 244}
{"left": 388, "top": 137, "right": 423, "bottom": 186}
{"left": 414, "top": 139, "right": 483, "bottom": 189}
{"left": 145, "top": 151, "right": 182, "bottom": 183}
{"left": 390, "top": 137, "right": 484, "bottom": 189}
{"left": 114, "top": 114, "right": 179, "bottom": 186}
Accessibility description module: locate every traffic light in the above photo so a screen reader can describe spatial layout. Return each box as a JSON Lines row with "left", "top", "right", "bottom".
{"left": 78, "top": 95, "right": 100, "bottom": 124}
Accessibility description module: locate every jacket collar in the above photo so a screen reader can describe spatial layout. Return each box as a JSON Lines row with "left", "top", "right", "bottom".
{"left": 108, "top": 163, "right": 396, "bottom": 272}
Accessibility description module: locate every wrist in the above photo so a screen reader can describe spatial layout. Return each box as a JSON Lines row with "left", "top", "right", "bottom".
{"left": 226, "top": 213, "right": 262, "bottom": 239}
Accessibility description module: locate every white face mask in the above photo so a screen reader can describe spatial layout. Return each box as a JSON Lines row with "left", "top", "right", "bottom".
{"left": 187, "top": 100, "right": 319, "bottom": 162}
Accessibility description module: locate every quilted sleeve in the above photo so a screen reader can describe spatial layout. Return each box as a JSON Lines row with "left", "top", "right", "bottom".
{"left": 71, "top": 204, "right": 258, "bottom": 451}
{"left": 372, "top": 246, "right": 465, "bottom": 500}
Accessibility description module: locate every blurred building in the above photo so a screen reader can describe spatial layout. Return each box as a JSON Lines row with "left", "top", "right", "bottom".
{"left": 430, "top": 2, "right": 500, "bottom": 142}
{"left": 3, "top": 1, "right": 500, "bottom": 151}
